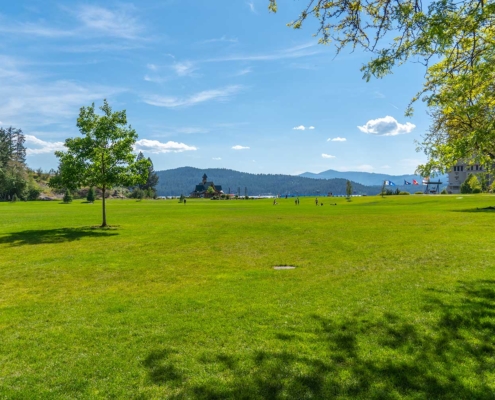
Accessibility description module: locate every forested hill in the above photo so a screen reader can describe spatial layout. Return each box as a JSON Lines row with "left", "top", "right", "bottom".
{"left": 155, "top": 167, "right": 381, "bottom": 196}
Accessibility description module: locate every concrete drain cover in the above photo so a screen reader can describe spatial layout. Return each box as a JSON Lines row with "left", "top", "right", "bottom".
{"left": 273, "top": 266, "right": 296, "bottom": 270}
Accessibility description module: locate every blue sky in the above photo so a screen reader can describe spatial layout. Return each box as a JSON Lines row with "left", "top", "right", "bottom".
{"left": 0, "top": 0, "right": 430, "bottom": 175}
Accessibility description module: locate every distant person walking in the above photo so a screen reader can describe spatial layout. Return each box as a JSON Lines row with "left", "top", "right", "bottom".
{"left": 184, "top": 198, "right": 186, "bottom": 205}
{"left": 315, "top": 198, "right": 318, "bottom": 206}
{"left": 297, "top": 197, "right": 300, "bottom": 205}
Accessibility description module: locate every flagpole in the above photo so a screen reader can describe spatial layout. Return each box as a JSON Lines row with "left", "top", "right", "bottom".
{"left": 381, "top": 180, "right": 386, "bottom": 198}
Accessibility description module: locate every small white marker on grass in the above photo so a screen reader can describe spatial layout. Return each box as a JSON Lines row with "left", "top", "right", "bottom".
{"left": 273, "top": 266, "right": 296, "bottom": 270}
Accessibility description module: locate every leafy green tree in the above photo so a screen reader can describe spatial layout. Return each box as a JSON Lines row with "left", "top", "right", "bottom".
{"left": 136, "top": 152, "right": 159, "bottom": 194}
{"left": 63, "top": 189, "right": 73, "bottom": 203}
{"left": 179, "top": 194, "right": 185, "bottom": 203}
{"left": 0, "top": 160, "right": 28, "bottom": 200}
{"left": 51, "top": 100, "right": 151, "bottom": 227}
{"left": 207, "top": 186, "right": 216, "bottom": 196}
{"left": 87, "top": 187, "right": 96, "bottom": 203}
{"left": 346, "top": 180, "right": 352, "bottom": 200}
{"left": 460, "top": 173, "right": 482, "bottom": 194}
{"left": 268, "top": 0, "right": 493, "bottom": 84}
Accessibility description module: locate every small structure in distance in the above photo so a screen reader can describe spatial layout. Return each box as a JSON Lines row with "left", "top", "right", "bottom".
{"left": 190, "top": 173, "right": 223, "bottom": 198}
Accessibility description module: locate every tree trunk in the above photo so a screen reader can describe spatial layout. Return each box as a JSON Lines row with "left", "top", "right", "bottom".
{"left": 101, "top": 187, "right": 107, "bottom": 227}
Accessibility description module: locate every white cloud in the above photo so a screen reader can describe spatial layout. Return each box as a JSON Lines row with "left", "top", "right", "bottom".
{"left": 147, "top": 64, "right": 158, "bottom": 71}
{"left": 25, "top": 135, "right": 65, "bottom": 155}
{"left": 328, "top": 137, "right": 347, "bottom": 142}
{"left": 247, "top": 1, "right": 256, "bottom": 13}
{"left": 0, "top": 79, "right": 123, "bottom": 127}
{"left": 212, "top": 157, "right": 222, "bottom": 160}
{"left": 208, "top": 42, "right": 320, "bottom": 62}
{"left": 134, "top": 139, "right": 197, "bottom": 154}
{"left": 142, "top": 85, "right": 242, "bottom": 108}
{"left": 380, "top": 165, "right": 391, "bottom": 169}
{"left": 293, "top": 125, "right": 315, "bottom": 131}
{"left": 322, "top": 154, "right": 335, "bottom": 159}
{"left": 357, "top": 116, "right": 415, "bottom": 136}
{"left": 201, "top": 36, "right": 238, "bottom": 44}
{"left": 0, "top": 22, "right": 74, "bottom": 38}
{"left": 75, "top": 4, "right": 143, "bottom": 39}
{"left": 171, "top": 61, "right": 197, "bottom": 77}
{"left": 232, "top": 145, "right": 249, "bottom": 150}
{"left": 356, "top": 164, "right": 374, "bottom": 172}
{"left": 235, "top": 67, "right": 252, "bottom": 76}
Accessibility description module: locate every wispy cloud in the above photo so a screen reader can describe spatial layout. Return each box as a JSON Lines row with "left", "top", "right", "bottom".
{"left": 75, "top": 4, "right": 144, "bottom": 40}
{"left": 232, "top": 145, "right": 250, "bottom": 150}
{"left": 208, "top": 42, "right": 320, "bottom": 62}
{"left": 142, "top": 85, "right": 243, "bottom": 108}
{"left": 0, "top": 79, "right": 124, "bottom": 127}
{"left": 212, "top": 157, "right": 222, "bottom": 160}
{"left": 322, "top": 154, "right": 335, "bottom": 159}
{"left": 358, "top": 116, "right": 415, "bottom": 136}
{"left": 328, "top": 137, "right": 346, "bottom": 142}
{"left": 200, "top": 36, "right": 238, "bottom": 44}
{"left": 234, "top": 67, "right": 253, "bottom": 76}
{"left": 171, "top": 61, "right": 197, "bottom": 77}
{"left": 134, "top": 139, "right": 197, "bottom": 153}
{"left": 25, "top": 135, "right": 65, "bottom": 155}
{"left": 293, "top": 125, "right": 315, "bottom": 131}
{"left": 247, "top": 1, "right": 256, "bottom": 13}
{"left": 0, "top": 22, "right": 74, "bottom": 38}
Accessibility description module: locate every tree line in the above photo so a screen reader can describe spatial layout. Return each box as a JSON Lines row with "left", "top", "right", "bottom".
{"left": 0, "top": 127, "right": 44, "bottom": 201}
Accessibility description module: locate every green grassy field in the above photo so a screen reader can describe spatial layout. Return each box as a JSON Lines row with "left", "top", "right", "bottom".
{"left": 1, "top": 195, "right": 494, "bottom": 399}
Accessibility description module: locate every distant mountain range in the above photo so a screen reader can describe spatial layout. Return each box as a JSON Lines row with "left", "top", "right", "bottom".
{"left": 155, "top": 167, "right": 382, "bottom": 196}
{"left": 299, "top": 169, "right": 448, "bottom": 187}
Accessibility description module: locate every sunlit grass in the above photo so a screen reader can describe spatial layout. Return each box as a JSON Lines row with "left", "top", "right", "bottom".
{"left": 1, "top": 195, "right": 494, "bottom": 398}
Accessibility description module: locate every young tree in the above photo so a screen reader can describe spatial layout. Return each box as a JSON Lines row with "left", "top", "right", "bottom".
{"left": 63, "top": 189, "right": 73, "bottom": 203}
{"left": 87, "top": 187, "right": 96, "bottom": 203}
{"left": 346, "top": 180, "right": 352, "bottom": 200}
{"left": 136, "top": 152, "right": 159, "bottom": 195}
{"left": 51, "top": 100, "right": 151, "bottom": 227}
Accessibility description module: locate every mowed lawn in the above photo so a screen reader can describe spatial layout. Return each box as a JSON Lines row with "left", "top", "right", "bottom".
{"left": 1, "top": 195, "right": 494, "bottom": 399}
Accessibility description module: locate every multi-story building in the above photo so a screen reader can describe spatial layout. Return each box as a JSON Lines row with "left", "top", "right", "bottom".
{"left": 447, "top": 161, "right": 491, "bottom": 193}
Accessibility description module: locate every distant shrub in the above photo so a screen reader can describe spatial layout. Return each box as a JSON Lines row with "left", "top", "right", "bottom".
{"left": 441, "top": 188, "right": 448, "bottom": 194}
{"left": 87, "top": 187, "right": 96, "bottom": 203}
{"left": 461, "top": 173, "right": 482, "bottom": 194}
{"left": 415, "top": 191, "right": 423, "bottom": 195}
{"left": 399, "top": 191, "right": 410, "bottom": 195}
{"left": 179, "top": 194, "right": 185, "bottom": 203}
{"left": 11, "top": 194, "right": 18, "bottom": 202}
{"left": 27, "top": 187, "right": 41, "bottom": 201}
{"left": 63, "top": 189, "right": 73, "bottom": 203}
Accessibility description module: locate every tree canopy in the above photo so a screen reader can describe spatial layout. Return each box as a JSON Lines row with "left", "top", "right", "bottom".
{"left": 51, "top": 100, "right": 150, "bottom": 227}
{"left": 269, "top": 0, "right": 495, "bottom": 174}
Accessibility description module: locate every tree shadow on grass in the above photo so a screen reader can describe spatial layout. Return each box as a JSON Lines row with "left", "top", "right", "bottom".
{"left": 452, "top": 207, "right": 495, "bottom": 213}
{"left": 0, "top": 227, "right": 119, "bottom": 247}
{"left": 145, "top": 279, "right": 495, "bottom": 399}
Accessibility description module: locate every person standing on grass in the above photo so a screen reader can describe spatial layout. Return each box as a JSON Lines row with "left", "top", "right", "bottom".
{"left": 184, "top": 198, "right": 186, "bottom": 205}
{"left": 315, "top": 198, "right": 318, "bottom": 206}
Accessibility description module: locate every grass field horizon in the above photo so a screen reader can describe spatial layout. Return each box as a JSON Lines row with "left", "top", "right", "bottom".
{"left": 1, "top": 195, "right": 494, "bottom": 398}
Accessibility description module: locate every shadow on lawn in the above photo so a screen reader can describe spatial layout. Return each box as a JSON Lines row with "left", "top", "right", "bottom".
{"left": 145, "top": 280, "right": 495, "bottom": 399}
{"left": 452, "top": 206, "right": 495, "bottom": 213}
{"left": 0, "top": 227, "right": 118, "bottom": 246}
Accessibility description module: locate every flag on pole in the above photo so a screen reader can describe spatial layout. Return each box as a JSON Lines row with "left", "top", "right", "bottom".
{"left": 412, "top": 179, "right": 419, "bottom": 185}
{"left": 404, "top": 180, "right": 411, "bottom": 185}
{"left": 384, "top": 180, "right": 396, "bottom": 186}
